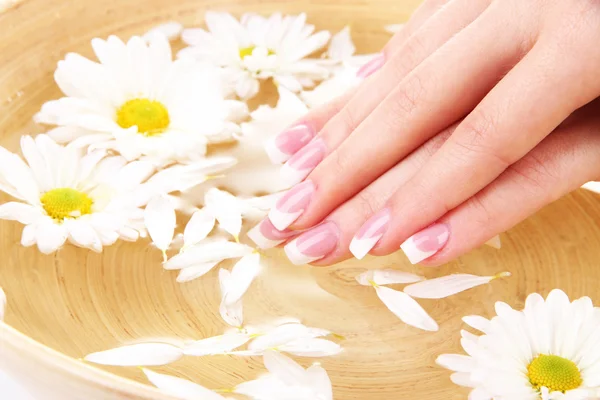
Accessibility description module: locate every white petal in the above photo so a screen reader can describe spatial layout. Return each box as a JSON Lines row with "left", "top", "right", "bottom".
{"left": 355, "top": 269, "right": 423, "bottom": 286}
{"left": 582, "top": 181, "right": 600, "bottom": 194}
{"left": 143, "top": 369, "right": 226, "bottom": 400}
{"left": 84, "top": 343, "right": 183, "bottom": 366}
{"left": 235, "top": 375, "right": 293, "bottom": 400}
{"left": 183, "top": 333, "right": 251, "bottom": 356}
{"left": 36, "top": 220, "right": 68, "bottom": 254}
{"left": 164, "top": 240, "right": 252, "bottom": 270}
{"left": 306, "top": 364, "right": 333, "bottom": 400}
{"left": 450, "top": 372, "right": 476, "bottom": 388}
{"left": 142, "top": 21, "right": 184, "bottom": 42}
{"left": 384, "top": 23, "right": 404, "bottom": 34}
{"left": 220, "top": 296, "right": 244, "bottom": 328}
{"left": 462, "top": 315, "right": 491, "bottom": 334}
{"left": 183, "top": 209, "right": 215, "bottom": 248}
{"left": 225, "top": 252, "right": 261, "bottom": 304}
{"left": 436, "top": 354, "right": 476, "bottom": 373}
{"left": 326, "top": 26, "right": 355, "bottom": 61}
{"left": 176, "top": 261, "right": 220, "bottom": 283}
{"left": 403, "top": 272, "right": 511, "bottom": 299}
{"left": 205, "top": 188, "right": 242, "bottom": 240}
{"left": 375, "top": 286, "right": 438, "bottom": 332}
{"left": 144, "top": 195, "right": 176, "bottom": 254}
{"left": 249, "top": 323, "right": 329, "bottom": 351}
{"left": 263, "top": 350, "right": 307, "bottom": 386}
{"left": 0, "top": 287, "right": 5, "bottom": 320}
{"left": 278, "top": 338, "right": 342, "bottom": 357}
{"left": 0, "top": 202, "right": 42, "bottom": 224}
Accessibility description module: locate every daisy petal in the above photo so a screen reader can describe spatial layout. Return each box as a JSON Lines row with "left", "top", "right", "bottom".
{"left": 84, "top": 342, "right": 183, "bottom": 366}
{"left": 403, "top": 272, "right": 511, "bottom": 299}
{"left": 375, "top": 286, "right": 438, "bottom": 332}
{"left": 36, "top": 220, "right": 68, "bottom": 254}
{"left": 164, "top": 240, "right": 252, "bottom": 270}
{"left": 144, "top": 195, "right": 176, "bottom": 257}
{"left": 263, "top": 350, "right": 307, "bottom": 386}
{"left": 355, "top": 269, "right": 423, "bottom": 286}
{"left": 183, "top": 333, "right": 251, "bottom": 356}
{"left": 278, "top": 338, "right": 342, "bottom": 357}
{"left": 219, "top": 268, "right": 244, "bottom": 327}
{"left": 462, "top": 315, "right": 491, "bottom": 334}
{"left": 248, "top": 323, "right": 329, "bottom": 352}
{"left": 436, "top": 354, "right": 476, "bottom": 373}
{"left": 176, "top": 261, "right": 220, "bottom": 283}
{"left": 306, "top": 364, "right": 333, "bottom": 400}
{"left": 142, "top": 22, "right": 184, "bottom": 42}
{"left": 205, "top": 188, "right": 242, "bottom": 240}
{"left": 225, "top": 252, "right": 261, "bottom": 304}
{"left": 143, "top": 369, "right": 226, "bottom": 400}
{"left": 183, "top": 209, "right": 215, "bottom": 248}
{"left": 0, "top": 202, "right": 43, "bottom": 224}
{"left": 326, "top": 26, "right": 355, "bottom": 61}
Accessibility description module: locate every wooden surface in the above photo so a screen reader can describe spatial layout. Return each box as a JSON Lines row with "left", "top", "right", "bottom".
{"left": 1, "top": 0, "right": 600, "bottom": 399}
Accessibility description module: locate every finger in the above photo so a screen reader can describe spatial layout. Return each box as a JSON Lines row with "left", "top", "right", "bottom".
{"left": 367, "top": 29, "right": 600, "bottom": 260}
{"left": 280, "top": 125, "right": 458, "bottom": 265}
{"left": 420, "top": 101, "right": 600, "bottom": 266}
{"left": 248, "top": 123, "right": 458, "bottom": 253}
{"left": 265, "top": 0, "right": 490, "bottom": 165}
{"left": 279, "top": 2, "right": 522, "bottom": 232}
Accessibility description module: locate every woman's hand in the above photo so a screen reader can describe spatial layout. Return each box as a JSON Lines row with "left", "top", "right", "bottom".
{"left": 254, "top": 0, "right": 600, "bottom": 266}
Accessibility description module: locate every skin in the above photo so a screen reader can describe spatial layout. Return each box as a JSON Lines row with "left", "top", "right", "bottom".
{"left": 275, "top": 0, "right": 600, "bottom": 266}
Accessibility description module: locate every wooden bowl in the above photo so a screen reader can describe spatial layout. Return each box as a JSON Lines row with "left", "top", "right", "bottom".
{"left": 1, "top": 0, "right": 600, "bottom": 399}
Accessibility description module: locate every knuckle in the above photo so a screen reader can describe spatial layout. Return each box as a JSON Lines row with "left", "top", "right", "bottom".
{"left": 389, "top": 35, "right": 425, "bottom": 80}
{"left": 336, "top": 106, "right": 358, "bottom": 133}
{"left": 354, "top": 190, "right": 380, "bottom": 219}
{"left": 464, "top": 195, "right": 495, "bottom": 231}
{"left": 389, "top": 74, "right": 426, "bottom": 117}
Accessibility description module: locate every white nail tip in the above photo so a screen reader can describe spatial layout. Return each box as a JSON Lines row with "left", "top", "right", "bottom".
{"left": 284, "top": 240, "right": 322, "bottom": 265}
{"left": 280, "top": 163, "right": 311, "bottom": 188}
{"left": 349, "top": 235, "right": 382, "bottom": 260}
{"left": 268, "top": 207, "right": 303, "bottom": 231}
{"left": 400, "top": 239, "right": 436, "bottom": 265}
{"left": 247, "top": 223, "right": 284, "bottom": 249}
{"left": 485, "top": 235, "right": 501, "bottom": 249}
{"left": 264, "top": 137, "right": 291, "bottom": 164}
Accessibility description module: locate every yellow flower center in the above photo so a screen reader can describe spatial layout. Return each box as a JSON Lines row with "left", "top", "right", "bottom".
{"left": 116, "top": 98, "right": 170, "bottom": 136}
{"left": 527, "top": 354, "right": 583, "bottom": 393}
{"left": 239, "top": 46, "right": 275, "bottom": 58}
{"left": 40, "top": 188, "right": 93, "bottom": 220}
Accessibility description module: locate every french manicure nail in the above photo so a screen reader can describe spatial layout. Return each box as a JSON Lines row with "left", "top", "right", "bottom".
{"left": 268, "top": 180, "right": 315, "bottom": 231}
{"left": 400, "top": 223, "right": 450, "bottom": 264}
{"left": 265, "top": 123, "right": 315, "bottom": 164}
{"left": 356, "top": 53, "right": 385, "bottom": 79}
{"left": 349, "top": 208, "right": 391, "bottom": 260}
{"left": 247, "top": 218, "right": 296, "bottom": 249}
{"left": 280, "top": 139, "right": 326, "bottom": 187}
{"left": 284, "top": 221, "right": 340, "bottom": 265}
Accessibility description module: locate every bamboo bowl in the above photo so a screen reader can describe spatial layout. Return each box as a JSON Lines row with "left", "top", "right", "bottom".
{"left": 1, "top": 0, "right": 600, "bottom": 399}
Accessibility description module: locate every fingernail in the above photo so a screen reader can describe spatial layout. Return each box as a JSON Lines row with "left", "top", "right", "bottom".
{"left": 280, "top": 139, "right": 326, "bottom": 187}
{"left": 349, "top": 208, "right": 391, "bottom": 260}
{"left": 247, "top": 218, "right": 296, "bottom": 249}
{"left": 284, "top": 221, "right": 340, "bottom": 265}
{"left": 356, "top": 53, "right": 385, "bottom": 79}
{"left": 265, "top": 123, "right": 315, "bottom": 164}
{"left": 400, "top": 223, "right": 450, "bottom": 264}
{"left": 268, "top": 180, "right": 315, "bottom": 231}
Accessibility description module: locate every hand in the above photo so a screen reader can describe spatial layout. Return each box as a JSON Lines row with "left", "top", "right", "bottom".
{"left": 253, "top": 0, "right": 600, "bottom": 265}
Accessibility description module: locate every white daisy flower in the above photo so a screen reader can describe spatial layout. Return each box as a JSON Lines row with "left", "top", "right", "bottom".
{"left": 179, "top": 12, "right": 331, "bottom": 99}
{"left": 0, "top": 135, "right": 154, "bottom": 254}
{"left": 301, "top": 27, "right": 377, "bottom": 108}
{"left": 437, "top": 289, "right": 600, "bottom": 399}
{"left": 35, "top": 35, "right": 246, "bottom": 166}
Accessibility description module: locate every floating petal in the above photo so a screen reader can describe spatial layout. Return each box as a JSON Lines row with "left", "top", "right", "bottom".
{"left": 355, "top": 269, "right": 423, "bottom": 286}
{"left": 164, "top": 240, "right": 252, "bottom": 270}
{"left": 143, "top": 368, "right": 226, "bottom": 400}
{"left": 183, "top": 209, "right": 215, "bottom": 248}
{"left": 144, "top": 196, "right": 175, "bottom": 257}
{"left": 184, "top": 332, "right": 251, "bottom": 356}
{"left": 84, "top": 342, "right": 183, "bottom": 366}
{"left": 176, "top": 261, "right": 220, "bottom": 283}
{"left": 403, "top": 272, "right": 511, "bottom": 299}
{"left": 375, "top": 286, "right": 438, "bottom": 332}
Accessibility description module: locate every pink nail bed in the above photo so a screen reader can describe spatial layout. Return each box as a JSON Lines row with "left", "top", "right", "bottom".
{"left": 247, "top": 219, "right": 296, "bottom": 249}
{"left": 400, "top": 223, "right": 450, "bottom": 264}
{"left": 280, "top": 138, "right": 327, "bottom": 187}
{"left": 349, "top": 208, "right": 391, "bottom": 259}
{"left": 356, "top": 53, "right": 385, "bottom": 79}
{"left": 268, "top": 180, "right": 315, "bottom": 231}
{"left": 284, "top": 221, "right": 340, "bottom": 265}
{"left": 265, "top": 124, "right": 315, "bottom": 164}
